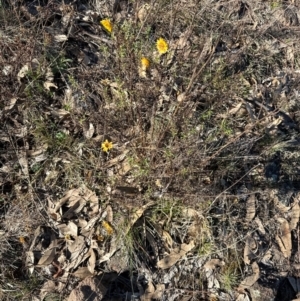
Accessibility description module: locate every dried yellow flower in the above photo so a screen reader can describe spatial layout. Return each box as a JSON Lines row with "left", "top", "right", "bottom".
{"left": 102, "top": 220, "right": 114, "bottom": 236}
{"left": 141, "top": 57, "right": 150, "bottom": 70}
{"left": 100, "top": 19, "right": 113, "bottom": 33}
{"left": 156, "top": 37, "right": 168, "bottom": 54}
{"left": 101, "top": 139, "right": 113, "bottom": 152}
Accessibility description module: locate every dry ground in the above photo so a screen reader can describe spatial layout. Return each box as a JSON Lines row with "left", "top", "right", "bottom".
{"left": 2, "top": 0, "right": 300, "bottom": 300}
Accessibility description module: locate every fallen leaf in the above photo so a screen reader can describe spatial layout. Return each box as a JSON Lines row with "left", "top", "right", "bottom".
{"left": 157, "top": 240, "right": 195, "bottom": 269}
{"left": 290, "top": 196, "right": 300, "bottom": 230}
{"left": 245, "top": 195, "right": 256, "bottom": 224}
{"left": 54, "top": 34, "right": 68, "bottom": 42}
{"left": 83, "top": 122, "right": 95, "bottom": 139}
{"left": 39, "top": 280, "right": 56, "bottom": 300}
{"left": 229, "top": 102, "right": 243, "bottom": 115}
{"left": 37, "top": 247, "right": 56, "bottom": 267}
{"left": 203, "top": 259, "right": 224, "bottom": 290}
{"left": 238, "top": 262, "right": 260, "bottom": 293}
{"left": 17, "top": 64, "right": 29, "bottom": 82}
{"left": 243, "top": 236, "right": 257, "bottom": 265}
{"left": 276, "top": 217, "right": 292, "bottom": 258}
{"left": 87, "top": 249, "right": 96, "bottom": 274}
{"left": 72, "top": 267, "right": 94, "bottom": 279}
{"left": 4, "top": 98, "right": 17, "bottom": 110}
{"left": 25, "top": 251, "right": 35, "bottom": 274}
{"left": 44, "top": 82, "right": 57, "bottom": 91}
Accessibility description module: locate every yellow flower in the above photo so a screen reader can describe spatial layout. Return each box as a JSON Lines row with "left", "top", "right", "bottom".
{"left": 156, "top": 37, "right": 168, "bottom": 54}
{"left": 101, "top": 139, "right": 113, "bottom": 152}
{"left": 102, "top": 220, "right": 114, "bottom": 236}
{"left": 100, "top": 19, "right": 113, "bottom": 33}
{"left": 141, "top": 57, "right": 150, "bottom": 70}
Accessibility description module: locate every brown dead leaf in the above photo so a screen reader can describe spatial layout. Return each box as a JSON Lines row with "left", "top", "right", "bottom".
{"left": 58, "top": 221, "right": 78, "bottom": 237}
{"left": 276, "top": 217, "right": 292, "bottom": 258}
{"left": 238, "top": 262, "right": 260, "bottom": 293}
{"left": 140, "top": 280, "right": 155, "bottom": 301}
{"left": 290, "top": 197, "right": 300, "bottom": 230}
{"left": 126, "top": 201, "right": 156, "bottom": 234}
{"left": 253, "top": 217, "right": 266, "bottom": 235}
{"left": 72, "top": 267, "right": 94, "bottom": 279}
{"left": 68, "top": 236, "right": 86, "bottom": 261}
{"left": 106, "top": 150, "right": 130, "bottom": 167}
{"left": 37, "top": 247, "right": 56, "bottom": 267}
{"left": 150, "top": 284, "right": 165, "bottom": 300}
{"left": 39, "top": 280, "right": 57, "bottom": 300}
{"left": 87, "top": 249, "right": 96, "bottom": 274}
{"left": 204, "top": 259, "right": 225, "bottom": 271}
{"left": 204, "top": 259, "right": 224, "bottom": 290}
{"left": 157, "top": 240, "right": 195, "bottom": 269}
{"left": 245, "top": 195, "right": 256, "bottom": 224}
{"left": 243, "top": 236, "right": 257, "bottom": 265}
{"left": 229, "top": 102, "right": 243, "bottom": 115}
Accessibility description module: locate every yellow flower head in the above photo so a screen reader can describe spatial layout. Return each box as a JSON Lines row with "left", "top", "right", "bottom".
{"left": 141, "top": 57, "right": 150, "bottom": 70}
{"left": 100, "top": 19, "right": 113, "bottom": 33}
{"left": 156, "top": 37, "right": 168, "bottom": 54}
{"left": 101, "top": 139, "right": 113, "bottom": 152}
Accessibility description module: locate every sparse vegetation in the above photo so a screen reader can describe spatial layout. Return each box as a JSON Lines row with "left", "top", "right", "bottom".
{"left": 2, "top": 0, "right": 300, "bottom": 300}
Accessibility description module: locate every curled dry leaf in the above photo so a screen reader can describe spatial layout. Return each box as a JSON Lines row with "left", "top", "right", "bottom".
{"left": 83, "top": 122, "right": 95, "bottom": 139}
{"left": 39, "top": 280, "right": 56, "bottom": 300}
{"left": 141, "top": 280, "right": 155, "bottom": 301}
{"left": 203, "top": 259, "right": 224, "bottom": 290}
{"left": 68, "top": 235, "right": 86, "bottom": 261}
{"left": 238, "top": 262, "right": 260, "bottom": 293}
{"left": 57, "top": 221, "right": 78, "bottom": 237}
{"left": 253, "top": 217, "right": 266, "bottom": 235}
{"left": 244, "top": 236, "right": 257, "bottom": 265}
{"left": 37, "top": 247, "right": 56, "bottom": 267}
{"left": 17, "top": 64, "right": 29, "bottom": 82}
{"left": 72, "top": 267, "right": 94, "bottom": 279}
{"left": 245, "top": 195, "right": 256, "bottom": 224}
{"left": 87, "top": 249, "right": 96, "bottom": 274}
{"left": 229, "top": 102, "right": 243, "bottom": 115}
{"left": 4, "top": 98, "right": 17, "bottom": 110}
{"left": 44, "top": 82, "right": 58, "bottom": 91}
{"left": 54, "top": 34, "right": 68, "bottom": 42}
{"left": 273, "top": 193, "right": 289, "bottom": 214}
{"left": 26, "top": 251, "right": 35, "bottom": 274}
{"left": 105, "top": 205, "right": 113, "bottom": 223}
{"left": 157, "top": 240, "right": 195, "bottom": 269}
{"left": 204, "top": 259, "right": 225, "bottom": 271}
{"left": 290, "top": 195, "right": 300, "bottom": 230}
{"left": 125, "top": 201, "right": 156, "bottom": 234}
{"left": 276, "top": 217, "right": 292, "bottom": 258}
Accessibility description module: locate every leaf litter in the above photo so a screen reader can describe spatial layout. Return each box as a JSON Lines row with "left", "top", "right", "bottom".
{"left": 3, "top": 0, "right": 300, "bottom": 300}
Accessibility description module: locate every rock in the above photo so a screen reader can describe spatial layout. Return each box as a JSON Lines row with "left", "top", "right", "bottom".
{"left": 68, "top": 277, "right": 107, "bottom": 301}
